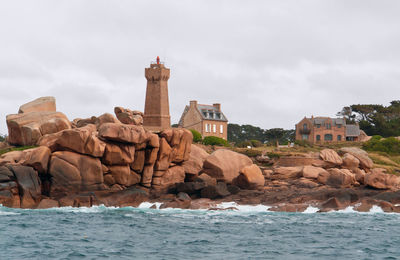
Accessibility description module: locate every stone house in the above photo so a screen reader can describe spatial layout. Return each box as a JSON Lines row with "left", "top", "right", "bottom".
{"left": 178, "top": 100, "right": 228, "bottom": 140}
{"left": 295, "top": 116, "right": 362, "bottom": 143}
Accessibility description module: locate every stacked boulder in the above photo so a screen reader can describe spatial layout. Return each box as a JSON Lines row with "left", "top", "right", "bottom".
{"left": 269, "top": 147, "right": 400, "bottom": 191}
{"left": 0, "top": 97, "right": 194, "bottom": 208}
{"left": 6, "top": 97, "right": 71, "bottom": 146}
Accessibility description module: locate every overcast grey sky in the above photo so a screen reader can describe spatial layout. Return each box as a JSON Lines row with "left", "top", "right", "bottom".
{"left": 1, "top": 0, "right": 400, "bottom": 134}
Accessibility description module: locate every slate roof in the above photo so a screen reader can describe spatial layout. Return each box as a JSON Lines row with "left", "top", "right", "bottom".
{"left": 197, "top": 104, "right": 228, "bottom": 122}
{"left": 308, "top": 117, "right": 345, "bottom": 126}
{"left": 346, "top": 124, "right": 361, "bottom": 137}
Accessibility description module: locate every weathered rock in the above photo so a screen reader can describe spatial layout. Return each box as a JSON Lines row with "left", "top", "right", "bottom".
{"left": 37, "top": 131, "right": 63, "bottom": 152}
{"left": 131, "top": 150, "right": 145, "bottom": 173}
{"left": 195, "top": 173, "right": 217, "bottom": 187}
{"left": 114, "top": 107, "right": 143, "bottom": 126}
{"left": 160, "top": 192, "right": 191, "bottom": 209}
{"left": 154, "top": 138, "right": 172, "bottom": 171}
{"left": 103, "top": 174, "right": 116, "bottom": 186}
{"left": 339, "top": 147, "right": 374, "bottom": 169}
{"left": 145, "top": 147, "right": 159, "bottom": 165}
{"left": 0, "top": 166, "right": 14, "bottom": 182}
{"left": 202, "top": 149, "right": 253, "bottom": 183}
{"left": 8, "top": 165, "right": 41, "bottom": 208}
{"left": 48, "top": 151, "right": 104, "bottom": 195}
{"left": 364, "top": 168, "right": 400, "bottom": 190}
{"left": 7, "top": 111, "right": 71, "bottom": 146}
{"left": 200, "top": 182, "right": 230, "bottom": 199}
{"left": 319, "top": 149, "right": 343, "bottom": 165}
{"left": 96, "top": 187, "right": 148, "bottom": 207}
{"left": 0, "top": 151, "right": 24, "bottom": 166}
{"left": 95, "top": 113, "right": 120, "bottom": 129}
{"left": 109, "top": 165, "right": 140, "bottom": 186}
{"left": 141, "top": 165, "right": 155, "bottom": 187}
{"left": 325, "top": 168, "right": 356, "bottom": 188}
{"left": 56, "top": 124, "right": 106, "bottom": 157}
{"left": 320, "top": 197, "right": 348, "bottom": 211}
{"left": 272, "top": 166, "right": 303, "bottom": 179}
{"left": 353, "top": 168, "right": 366, "bottom": 184}
{"left": 0, "top": 189, "right": 20, "bottom": 208}
{"left": 302, "top": 166, "right": 328, "bottom": 179}
{"left": 182, "top": 144, "right": 209, "bottom": 178}
{"left": 18, "top": 96, "right": 56, "bottom": 114}
{"left": 171, "top": 129, "right": 192, "bottom": 163}
{"left": 152, "top": 166, "right": 185, "bottom": 190}
{"left": 20, "top": 146, "right": 51, "bottom": 174}
{"left": 342, "top": 153, "right": 360, "bottom": 170}
{"left": 72, "top": 117, "right": 97, "bottom": 128}
{"left": 176, "top": 182, "right": 207, "bottom": 195}
{"left": 98, "top": 123, "right": 147, "bottom": 144}
{"left": 102, "top": 142, "right": 135, "bottom": 165}
{"left": 235, "top": 164, "right": 265, "bottom": 190}
{"left": 37, "top": 199, "right": 59, "bottom": 209}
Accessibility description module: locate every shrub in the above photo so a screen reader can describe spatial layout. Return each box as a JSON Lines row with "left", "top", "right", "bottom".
{"left": 236, "top": 140, "right": 252, "bottom": 148}
{"left": 250, "top": 139, "right": 263, "bottom": 147}
{"left": 202, "top": 136, "right": 229, "bottom": 147}
{"left": 363, "top": 136, "right": 400, "bottom": 155}
{"left": 294, "top": 140, "right": 311, "bottom": 147}
{"left": 190, "top": 129, "right": 202, "bottom": 143}
{"left": 236, "top": 148, "right": 262, "bottom": 157}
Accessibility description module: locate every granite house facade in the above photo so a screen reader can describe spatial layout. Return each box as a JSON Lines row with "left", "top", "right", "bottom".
{"left": 178, "top": 100, "right": 228, "bottom": 140}
{"left": 295, "top": 116, "right": 362, "bottom": 143}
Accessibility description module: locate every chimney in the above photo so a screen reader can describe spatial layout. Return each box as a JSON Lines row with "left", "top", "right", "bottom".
{"left": 190, "top": 100, "right": 198, "bottom": 108}
{"left": 213, "top": 103, "right": 221, "bottom": 111}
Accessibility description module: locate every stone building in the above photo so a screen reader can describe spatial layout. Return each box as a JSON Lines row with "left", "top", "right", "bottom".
{"left": 143, "top": 57, "right": 171, "bottom": 132}
{"left": 178, "top": 100, "right": 228, "bottom": 140}
{"left": 295, "top": 116, "right": 362, "bottom": 143}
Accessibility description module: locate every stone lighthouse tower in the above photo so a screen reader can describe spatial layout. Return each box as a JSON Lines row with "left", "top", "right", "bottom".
{"left": 143, "top": 56, "right": 171, "bottom": 131}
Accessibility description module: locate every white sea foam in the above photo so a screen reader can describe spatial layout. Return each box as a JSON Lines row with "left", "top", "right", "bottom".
{"left": 302, "top": 206, "right": 319, "bottom": 213}
{"left": 137, "top": 202, "right": 162, "bottom": 209}
{"left": 215, "top": 202, "right": 271, "bottom": 212}
{"left": 369, "top": 205, "right": 384, "bottom": 213}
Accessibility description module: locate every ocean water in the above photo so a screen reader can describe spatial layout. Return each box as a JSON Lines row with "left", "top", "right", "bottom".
{"left": 0, "top": 203, "right": 399, "bottom": 259}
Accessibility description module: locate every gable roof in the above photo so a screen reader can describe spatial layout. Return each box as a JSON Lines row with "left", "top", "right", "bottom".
{"left": 304, "top": 117, "right": 345, "bottom": 126}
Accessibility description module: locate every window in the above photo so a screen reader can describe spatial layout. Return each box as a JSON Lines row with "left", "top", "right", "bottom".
{"left": 209, "top": 112, "right": 214, "bottom": 119}
{"left": 324, "top": 134, "right": 333, "bottom": 141}
{"left": 326, "top": 123, "right": 331, "bottom": 129}
{"left": 216, "top": 113, "right": 221, "bottom": 119}
{"left": 337, "top": 135, "right": 342, "bottom": 141}
{"left": 203, "top": 111, "right": 208, "bottom": 118}
{"left": 316, "top": 135, "right": 321, "bottom": 141}
{"left": 317, "top": 124, "right": 321, "bottom": 128}
{"left": 303, "top": 123, "right": 308, "bottom": 130}
{"left": 302, "top": 134, "right": 308, "bottom": 140}
{"left": 337, "top": 124, "right": 342, "bottom": 128}
{"left": 213, "top": 124, "right": 216, "bottom": 133}
{"left": 205, "top": 124, "right": 211, "bottom": 133}
{"left": 220, "top": 125, "right": 223, "bottom": 133}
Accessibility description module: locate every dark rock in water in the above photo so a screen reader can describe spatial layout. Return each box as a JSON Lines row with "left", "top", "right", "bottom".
{"left": 227, "top": 184, "right": 240, "bottom": 195}
{"left": 319, "top": 197, "right": 348, "bottom": 212}
{"left": 177, "top": 192, "right": 191, "bottom": 201}
{"left": 269, "top": 203, "right": 308, "bottom": 212}
{"left": 37, "top": 198, "right": 59, "bottom": 209}
{"left": 200, "top": 182, "right": 230, "bottom": 199}
{"left": 160, "top": 192, "right": 191, "bottom": 209}
{"left": 8, "top": 165, "right": 41, "bottom": 208}
{"left": 96, "top": 187, "right": 148, "bottom": 207}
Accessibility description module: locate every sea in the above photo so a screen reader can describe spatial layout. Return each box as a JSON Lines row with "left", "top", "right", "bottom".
{"left": 0, "top": 202, "right": 399, "bottom": 260}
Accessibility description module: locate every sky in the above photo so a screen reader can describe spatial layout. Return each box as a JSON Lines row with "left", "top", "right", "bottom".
{"left": 1, "top": 0, "right": 400, "bottom": 135}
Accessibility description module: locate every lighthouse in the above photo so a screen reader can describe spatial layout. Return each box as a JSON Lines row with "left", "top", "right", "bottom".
{"left": 143, "top": 57, "right": 171, "bottom": 131}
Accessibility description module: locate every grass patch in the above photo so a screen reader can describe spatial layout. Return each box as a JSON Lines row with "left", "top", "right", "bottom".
{"left": 0, "top": 146, "right": 37, "bottom": 156}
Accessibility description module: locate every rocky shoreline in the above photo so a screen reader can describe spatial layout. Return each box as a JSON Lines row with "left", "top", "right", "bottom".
{"left": 1, "top": 97, "right": 400, "bottom": 213}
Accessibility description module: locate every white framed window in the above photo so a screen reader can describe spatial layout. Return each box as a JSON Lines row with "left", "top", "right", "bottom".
{"left": 220, "top": 125, "right": 223, "bottom": 134}
{"left": 205, "top": 124, "right": 211, "bottom": 133}
{"left": 204, "top": 124, "right": 208, "bottom": 132}
{"left": 213, "top": 124, "right": 216, "bottom": 133}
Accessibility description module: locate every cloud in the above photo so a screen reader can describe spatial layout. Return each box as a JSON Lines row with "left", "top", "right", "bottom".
{"left": 1, "top": 0, "right": 400, "bottom": 134}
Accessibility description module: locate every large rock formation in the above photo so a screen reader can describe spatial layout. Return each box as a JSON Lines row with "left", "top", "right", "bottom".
{"left": 202, "top": 149, "right": 252, "bottom": 183}
{"left": 6, "top": 97, "right": 71, "bottom": 146}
